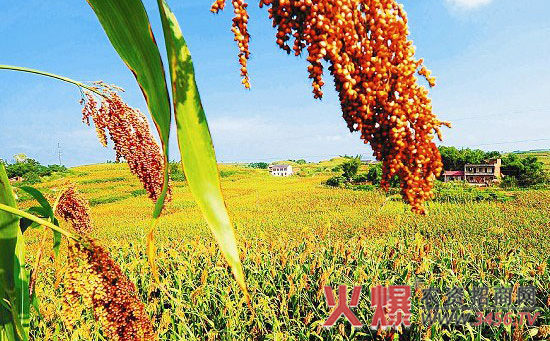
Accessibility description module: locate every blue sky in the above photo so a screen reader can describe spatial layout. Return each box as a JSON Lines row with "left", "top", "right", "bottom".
{"left": 1, "top": 0, "right": 549, "bottom": 166}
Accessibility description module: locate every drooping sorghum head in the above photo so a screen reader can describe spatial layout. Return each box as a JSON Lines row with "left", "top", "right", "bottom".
{"left": 55, "top": 184, "right": 93, "bottom": 235}
{"left": 63, "top": 238, "right": 155, "bottom": 341}
{"left": 211, "top": 0, "right": 251, "bottom": 89}
{"left": 81, "top": 83, "right": 170, "bottom": 202}
{"left": 213, "top": 0, "right": 450, "bottom": 213}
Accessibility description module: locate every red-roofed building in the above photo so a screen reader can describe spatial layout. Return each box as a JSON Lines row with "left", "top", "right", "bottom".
{"left": 443, "top": 159, "right": 502, "bottom": 185}
{"left": 443, "top": 170, "right": 465, "bottom": 182}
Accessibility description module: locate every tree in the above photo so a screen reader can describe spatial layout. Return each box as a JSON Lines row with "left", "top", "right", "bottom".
{"left": 341, "top": 156, "right": 361, "bottom": 180}
{"left": 438, "top": 146, "right": 501, "bottom": 171}
{"left": 13, "top": 153, "right": 27, "bottom": 163}
{"left": 4, "top": 158, "right": 66, "bottom": 183}
{"left": 484, "top": 150, "right": 501, "bottom": 159}
{"left": 502, "top": 154, "right": 548, "bottom": 187}
{"left": 296, "top": 159, "right": 307, "bottom": 164}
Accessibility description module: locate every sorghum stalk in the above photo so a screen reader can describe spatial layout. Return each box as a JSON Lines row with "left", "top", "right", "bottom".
{"left": 0, "top": 203, "right": 78, "bottom": 241}
{"left": 0, "top": 65, "right": 105, "bottom": 97}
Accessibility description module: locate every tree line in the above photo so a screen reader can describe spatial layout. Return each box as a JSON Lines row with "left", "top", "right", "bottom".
{"left": 0, "top": 155, "right": 67, "bottom": 184}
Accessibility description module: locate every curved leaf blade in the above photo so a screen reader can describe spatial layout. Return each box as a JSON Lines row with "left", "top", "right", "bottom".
{"left": 0, "top": 165, "right": 29, "bottom": 341}
{"left": 85, "top": 0, "right": 173, "bottom": 280}
{"left": 156, "top": 0, "right": 249, "bottom": 302}
{"left": 18, "top": 187, "right": 52, "bottom": 217}
{"left": 85, "top": 0, "right": 171, "bottom": 148}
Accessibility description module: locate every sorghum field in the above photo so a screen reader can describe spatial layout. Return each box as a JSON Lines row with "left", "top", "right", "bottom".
{"left": 19, "top": 160, "right": 550, "bottom": 340}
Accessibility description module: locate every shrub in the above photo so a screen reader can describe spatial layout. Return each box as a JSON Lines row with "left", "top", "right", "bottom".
{"left": 220, "top": 170, "right": 237, "bottom": 178}
{"left": 325, "top": 176, "right": 346, "bottom": 187}
{"left": 500, "top": 176, "right": 518, "bottom": 189}
{"left": 248, "top": 162, "right": 268, "bottom": 169}
{"left": 366, "top": 164, "right": 382, "bottom": 185}
{"left": 169, "top": 161, "right": 186, "bottom": 181}
{"left": 352, "top": 173, "right": 369, "bottom": 183}
{"left": 341, "top": 156, "right": 361, "bottom": 180}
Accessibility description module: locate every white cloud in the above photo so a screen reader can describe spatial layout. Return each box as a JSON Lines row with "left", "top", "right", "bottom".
{"left": 446, "top": 0, "right": 494, "bottom": 9}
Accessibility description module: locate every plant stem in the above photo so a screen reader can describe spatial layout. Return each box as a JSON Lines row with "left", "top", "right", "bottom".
{"left": 29, "top": 190, "right": 64, "bottom": 296}
{"left": 0, "top": 65, "right": 106, "bottom": 97}
{"left": 29, "top": 229, "right": 48, "bottom": 297}
{"left": 0, "top": 203, "right": 78, "bottom": 241}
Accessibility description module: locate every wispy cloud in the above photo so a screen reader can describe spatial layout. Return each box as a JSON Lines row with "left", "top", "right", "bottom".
{"left": 446, "top": 0, "right": 494, "bottom": 10}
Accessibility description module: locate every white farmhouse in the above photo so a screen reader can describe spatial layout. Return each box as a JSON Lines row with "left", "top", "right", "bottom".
{"left": 270, "top": 164, "right": 293, "bottom": 177}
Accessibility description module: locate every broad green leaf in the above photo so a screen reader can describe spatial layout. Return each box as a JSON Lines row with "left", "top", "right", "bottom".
{"left": 51, "top": 219, "right": 62, "bottom": 258}
{"left": 29, "top": 293, "right": 41, "bottom": 320}
{"left": 21, "top": 206, "right": 48, "bottom": 234}
{"left": 85, "top": 0, "right": 171, "bottom": 148}
{"left": 18, "top": 187, "right": 52, "bottom": 217}
{"left": 0, "top": 165, "right": 28, "bottom": 341}
{"left": 156, "top": 0, "right": 249, "bottom": 302}
{"left": 18, "top": 220, "right": 38, "bottom": 235}
{"left": 12, "top": 230, "right": 28, "bottom": 338}
{"left": 86, "top": 0, "right": 173, "bottom": 280}
{"left": 85, "top": 0, "right": 171, "bottom": 215}
{"left": 26, "top": 207, "right": 47, "bottom": 218}
{"left": 21, "top": 191, "right": 61, "bottom": 257}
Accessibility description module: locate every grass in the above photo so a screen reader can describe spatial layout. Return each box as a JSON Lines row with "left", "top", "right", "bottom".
{"left": 19, "top": 162, "right": 550, "bottom": 340}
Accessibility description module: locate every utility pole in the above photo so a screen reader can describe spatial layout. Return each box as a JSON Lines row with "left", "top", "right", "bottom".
{"left": 57, "top": 142, "right": 62, "bottom": 165}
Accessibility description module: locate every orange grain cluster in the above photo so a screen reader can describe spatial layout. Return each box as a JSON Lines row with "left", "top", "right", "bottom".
{"left": 56, "top": 184, "right": 92, "bottom": 235}
{"left": 63, "top": 239, "right": 155, "bottom": 341}
{"left": 213, "top": 0, "right": 449, "bottom": 213}
{"left": 81, "top": 83, "right": 169, "bottom": 202}
{"left": 211, "top": 0, "right": 251, "bottom": 88}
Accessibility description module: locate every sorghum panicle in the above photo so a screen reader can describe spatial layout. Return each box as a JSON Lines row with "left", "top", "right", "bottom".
{"left": 211, "top": 0, "right": 251, "bottom": 89}
{"left": 63, "top": 238, "right": 155, "bottom": 341}
{"left": 56, "top": 184, "right": 93, "bottom": 235}
{"left": 81, "top": 83, "right": 169, "bottom": 202}
{"left": 214, "top": 0, "right": 450, "bottom": 213}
